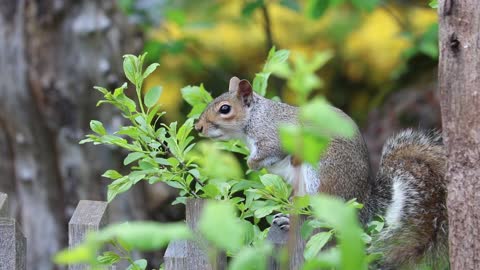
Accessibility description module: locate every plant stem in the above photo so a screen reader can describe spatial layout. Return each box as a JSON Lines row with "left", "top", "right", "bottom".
{"left": 262, "top": 4, "right": 274, "bottom": 54}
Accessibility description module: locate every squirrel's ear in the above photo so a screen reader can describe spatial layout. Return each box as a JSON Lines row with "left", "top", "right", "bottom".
{"left": 238, "top": 79, "right": 253, "bottom": 106}
{"left": 229, "top": 76, "right": 241, "bottom": 92}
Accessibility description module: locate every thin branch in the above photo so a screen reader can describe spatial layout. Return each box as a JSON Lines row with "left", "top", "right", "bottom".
{"left": 262, "top": 4, "right": 274, "bottom": 53}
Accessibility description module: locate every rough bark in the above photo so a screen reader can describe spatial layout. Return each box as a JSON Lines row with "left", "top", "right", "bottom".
{"left": 438, "top": 0, "right": 480, "bottom": 269}
{"left": 0, "top": 1, "right": 147, "bottom": 269}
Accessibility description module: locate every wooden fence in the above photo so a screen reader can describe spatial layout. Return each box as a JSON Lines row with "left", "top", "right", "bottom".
{"left": 0, "top": 192, "right": 26, "bottom": 270}
{"left": 0, "top": 193, "right": 306, "bottom": 270}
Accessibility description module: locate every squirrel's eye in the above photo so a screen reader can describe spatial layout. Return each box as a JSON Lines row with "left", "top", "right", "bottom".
{"left": 219, "top": 104, "right": 231, "bottom": 114}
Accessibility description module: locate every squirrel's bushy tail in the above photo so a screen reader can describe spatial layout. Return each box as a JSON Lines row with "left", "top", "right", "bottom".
{"left": 370, "top": 129, "right": 448, "bottom": 269}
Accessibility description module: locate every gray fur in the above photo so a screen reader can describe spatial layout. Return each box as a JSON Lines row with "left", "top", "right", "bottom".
{"left": 197, "top": 79, "right": 447, "bottom": 269}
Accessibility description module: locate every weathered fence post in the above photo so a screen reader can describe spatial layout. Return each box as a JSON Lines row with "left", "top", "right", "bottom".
{"left": 164, "top": 240, "right": 189, "bottom": 269}
{"left": 267, "top": 214, "right": 307, "bottom": 270}
{"left": 0, "top": 192, "right": 26, "bottom": 270}
{"left": 0, "top": 193, "right": 8, "bottom": 217}
{"left": 164, "top": 198, "right": 226, "bottom": 270}
{"left": 68, "top": 200, "right": 114, "bottom": 270}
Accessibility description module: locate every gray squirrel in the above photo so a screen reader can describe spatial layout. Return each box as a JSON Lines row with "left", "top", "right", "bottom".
{"left": 194, "top": 77, "right": 448, "bottom": 269}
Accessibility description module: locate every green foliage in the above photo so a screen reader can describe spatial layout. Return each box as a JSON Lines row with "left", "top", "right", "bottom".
{"left": 305, "top": 0, "right": 380, "bottom": 19}
{"left": 280, "top": 97, "right": 355, "bottom": 165}
{"left": 81, "top": 53, "right": 203, "bottom": 202}
{"left": 199, "top": 201, "right": 246, "bottom": 252}
{"left": 65, "top": 50, "right": 385, "bottom": 269}
{"left": 55, "top": 221, "right": 190, "bottom": 268}
{"left": 429, "top": 0, "right": 438, "bottom": 9}
{"left": 253, "top": 47, "right": 290, "bottom": 96}
{"left": 310, "top": 195, "right": 367, "bottom": 270}
{"left": 181, "top": 84, "right": 213, "bottom": 118}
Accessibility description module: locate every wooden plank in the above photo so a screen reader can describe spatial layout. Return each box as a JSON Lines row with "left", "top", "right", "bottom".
{"left": 165, "top": 199, "right": 226, "bottom": 270}
{"left": 164, "top": 240, "right": 188, "bottom": 270}
{"left": 288, "top": 215, "right": 307, "bottom": 270}
{"left": 186, "top": 198, "right": 227, "bottom": 270}
{"left": 68, "top": 200, "right": 112, "bottom": 270}
{"left": 0, "top": 193, "right": 7, "bottom": 217}
{"left": 0, "top": 218, "right": 26, "bottom": 270}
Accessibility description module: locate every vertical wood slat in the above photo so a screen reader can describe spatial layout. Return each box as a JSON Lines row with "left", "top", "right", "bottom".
{"left": 0, "top": 193, "right": 8, "bottom": 217}
{"left": 68, "top": 200, "right": 115, "bottom": 270}
{"left": 0, "top": 192, "right": 26, "bottom": 270}
{"left": 164, "top": 199, "right": 227, "bottom": 270}
{"left": 164, "top": 240, "right": 188, "bottom": 270}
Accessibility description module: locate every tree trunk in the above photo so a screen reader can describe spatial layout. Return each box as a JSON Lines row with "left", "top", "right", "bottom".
{"left": 438, "top": 1, "right": 480, "bottom": 269}
{"left": 0, "top": 1, "right": 147, "bottom": 269}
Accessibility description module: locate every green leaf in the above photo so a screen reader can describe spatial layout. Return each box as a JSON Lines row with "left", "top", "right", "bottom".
{"left": 304, "top": 231, "right": 333, "bottom": 259}
{"left": 252, "top": 72, "right": 271, "bottom": 96}
{"left": 115, "top": 91, "right": 137, "bottom": 113}
{"left": 279, "top": 123, "right": 330, "bottom": 165}
{"left": 199, "top": 201, "right": 245, "bottom": 252}
{"left": 147, "top": 105, "right": 164, "bottom": 124}
{"left": 93, "top": 86, "right": 109, "bottom": 95}
{"left": 429, "top": 0, "right": 438, "bottom": 8}
{"left": 303, "top": 248, "right": 341, "bottom": 269}
{"left": 301, "top": 98, "right": 355, "bottom": 138}
{"left": 128, "top": 173, "right": 146, "bottom": 184}
{"left": 181, "top": 84, "right": 213, "bottom": 118}
{"left": 54, "top": 243, "right": 95, "bottom": 265}
{"left": 252, "top": 47, "right": 290, "bottom": 96}
{"left": 144, "top": 86, "right": 163, "bottom": 108}
{"left": 97, "top": 222, "right": 191, "bottom": 251}
{"left": 90, "top": 120, "right": 107, "bottom": 135}
{"left": 191, "top": 142, "right": 243, "bottom": 180}
{"left": 254, "top": 205, "right": 282, "bottom": 218}
{"left": 215, "top": 140, "right": 250, "bottom": 156}
{"left": 116, "top": 126, "right": 141, "bottom": 140}
{"left": 265, "top": 49, "right": 290, "bottom": 72}
{"left": 305, "top": 0, "right": 330, "bottom": 19}
{"left": 143, "top": 63, "right": 160, "bottom": 79}
{"left": 351, "top": 0, "right": 380, "bottom": 11}
{"left": 127, "top": 259, "right": 147, "bottom": 270}
{"left": 123, "top": 55, "right": 137, "bottom": 85}
{"left": 181, "top": 84, "right": 213, "bottom": 106}
{"left": 260, "top": 174, "right": 290, "bottom": 200}
{"left": 310, "top": 195, "right": 367, "bottom": 270}
{"left": 228, "top": 243, "right": 272, "bottom": 270}
{"left": 102, "top": 170, "right": 123, "bottom": 180}
{"left": 242, "top": 0, "right": 264, "bottom": 17}
{"left": 124, "top": 152, "right": 145, "bottom": 165}
{"left": 202, "top": 183, "right": 221, "bottom": 198}
{"left": 97, "top": 251, "right": 120, "bottom": 265}
{"left": 107, "top": 177, "right": 132, "bottom": 202}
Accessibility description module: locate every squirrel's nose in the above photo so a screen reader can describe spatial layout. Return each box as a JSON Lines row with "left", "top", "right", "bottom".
{"left": 195, "top": 123, "right": 203, "bottom": 133}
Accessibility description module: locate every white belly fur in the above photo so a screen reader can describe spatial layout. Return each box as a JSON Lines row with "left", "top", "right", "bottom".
{"left": 267, "top": 156, "right": 319, "bottom": 195}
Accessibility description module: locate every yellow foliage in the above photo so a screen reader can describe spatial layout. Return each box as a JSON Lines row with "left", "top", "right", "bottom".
{"left": 409, "top": 7, "right": 438, "bottom": 34}
{"left": 144, "top": 1, "right": 438, "bottom": 118}
{"left": 343, "top": 8, "right": 410, "bottom": 84}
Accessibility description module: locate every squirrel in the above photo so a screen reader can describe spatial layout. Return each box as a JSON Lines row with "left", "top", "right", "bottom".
{"left": 194, "top": 77, "right": 448, "bottom": 269}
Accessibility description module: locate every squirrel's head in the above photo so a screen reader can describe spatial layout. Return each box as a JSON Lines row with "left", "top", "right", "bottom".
{"left": 195, "top": 76, "right": 254, "bottom": 140}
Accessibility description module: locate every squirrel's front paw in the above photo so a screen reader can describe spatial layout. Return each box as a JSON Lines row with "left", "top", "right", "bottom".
{"left": 272, "top": 213, "right": 290, "bottom": 231}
